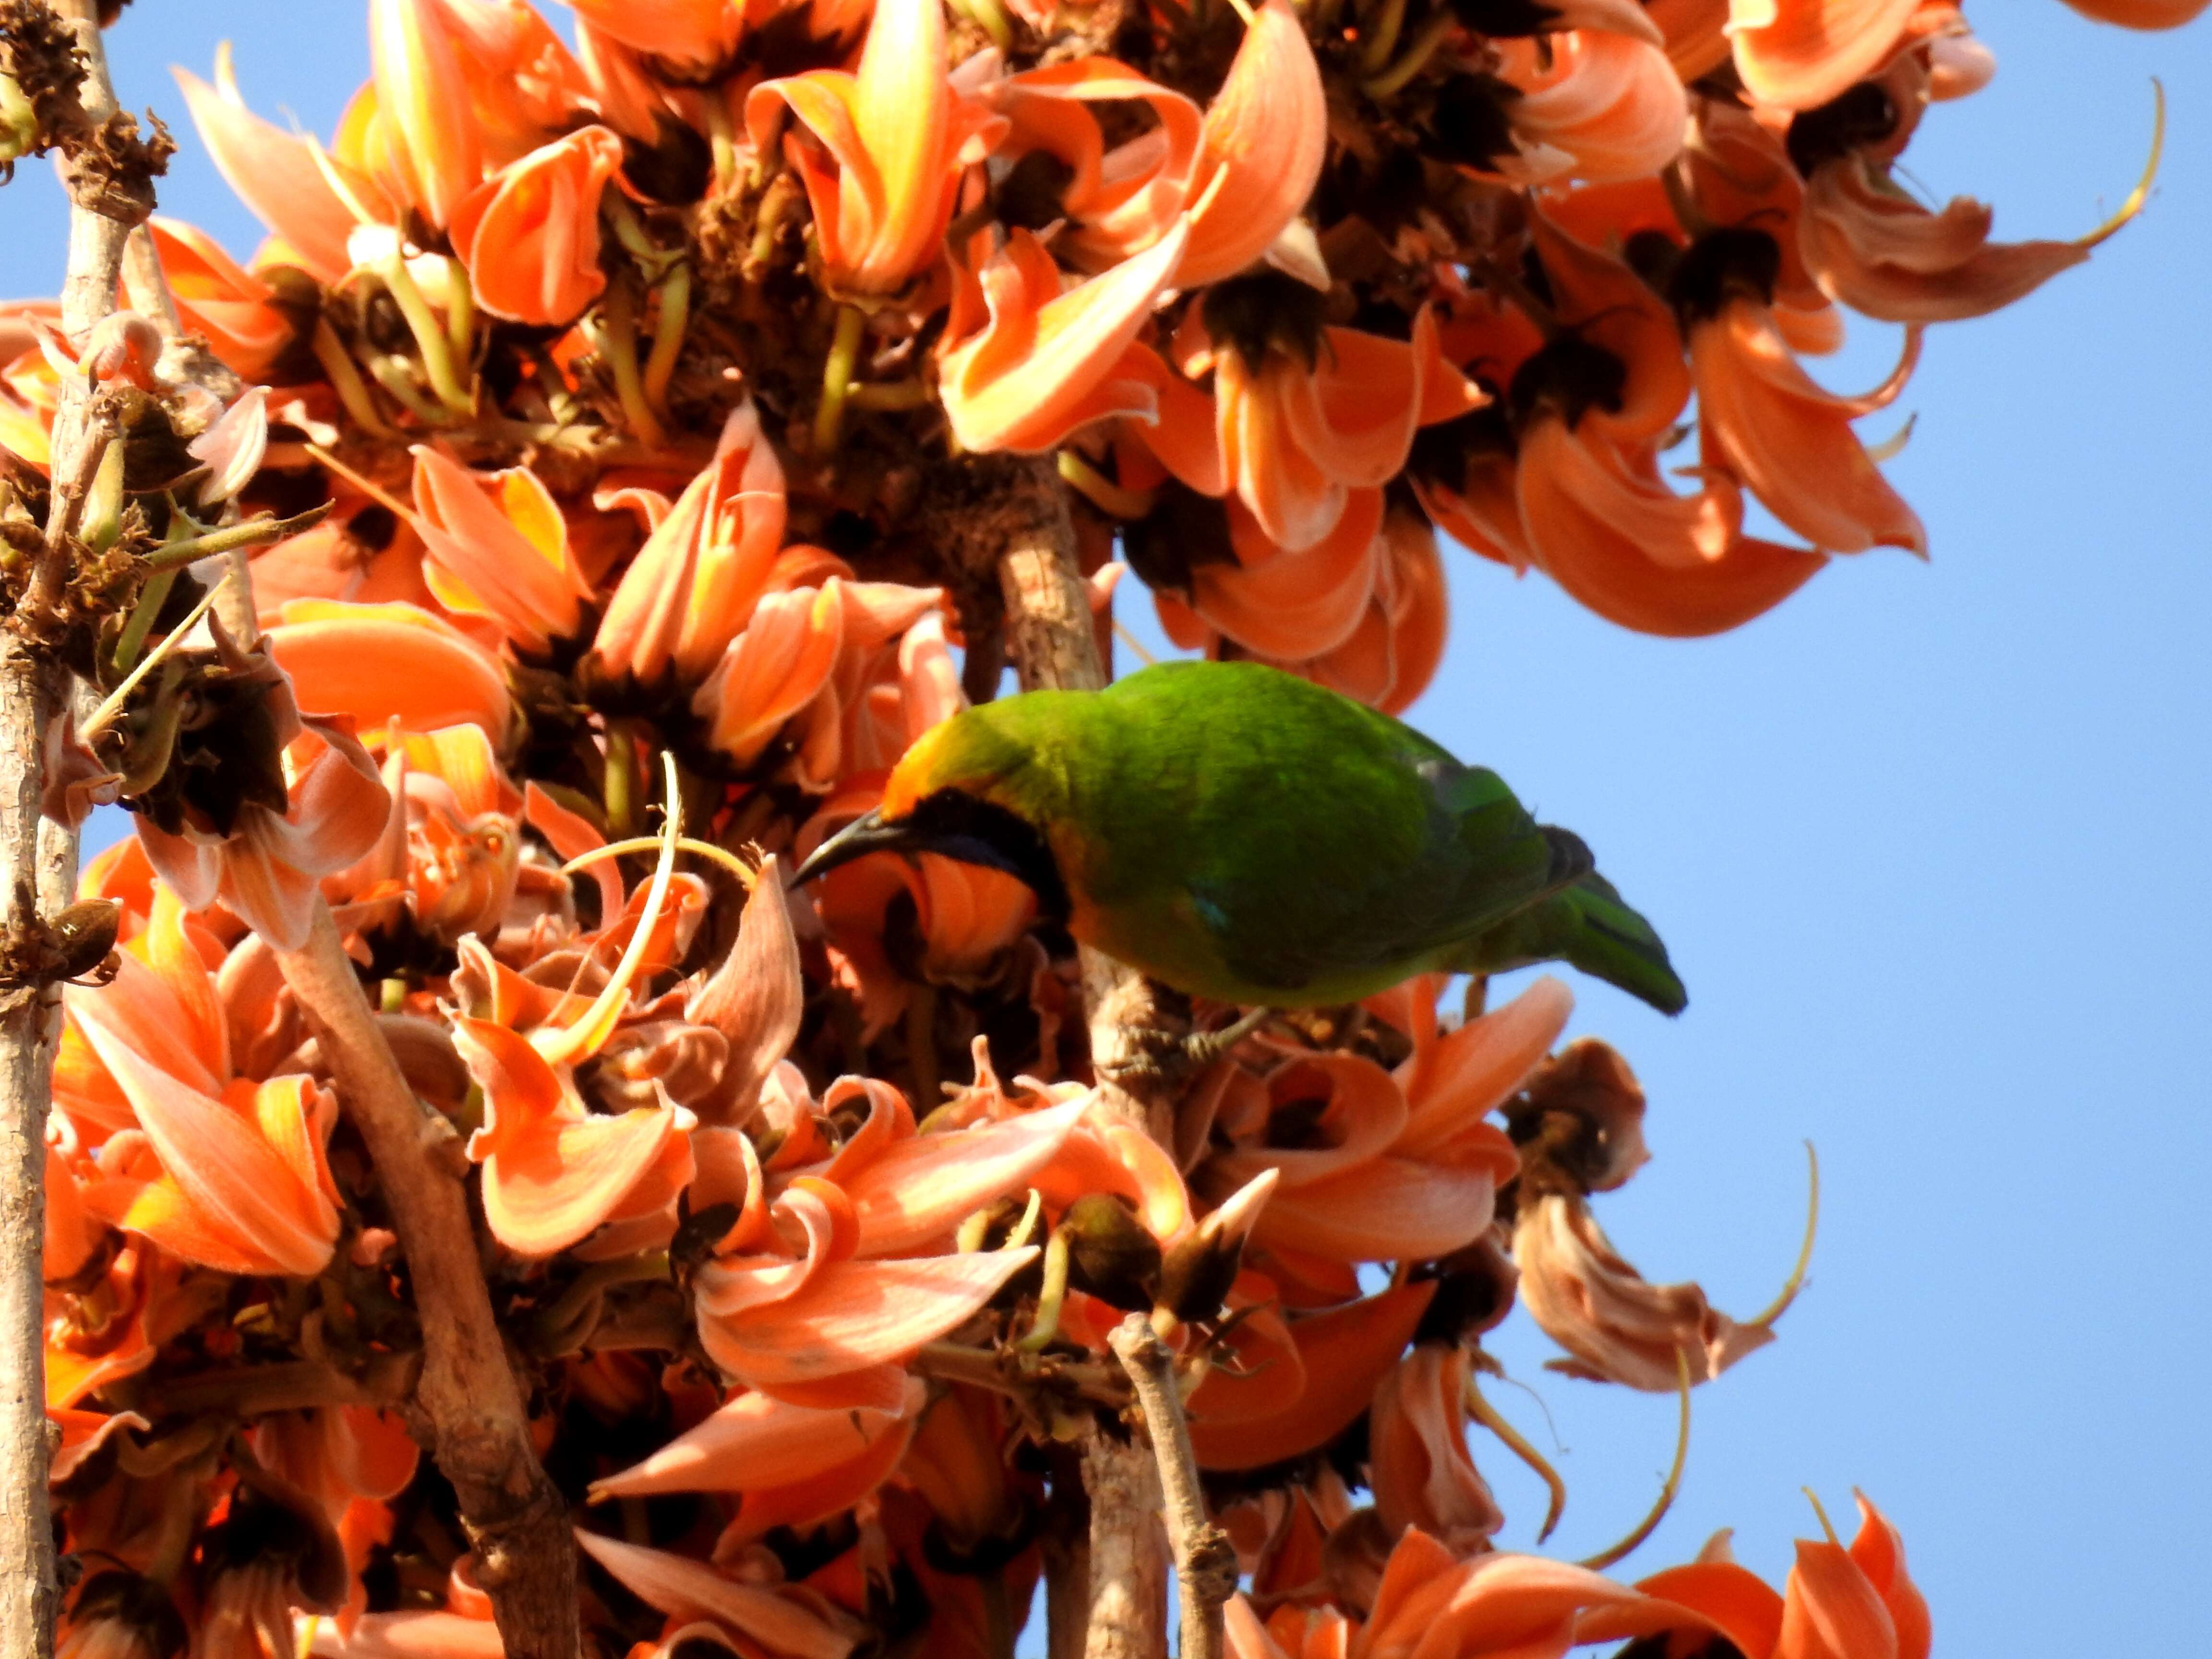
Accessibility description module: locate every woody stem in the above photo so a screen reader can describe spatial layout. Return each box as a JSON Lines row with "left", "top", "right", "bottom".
{"left": 275, "top": 903, "right": 580, "bottom": 1659}
{"left": 0, "top": 4, "right": 138, "bottom": 1652}
{"left": 1108, "top": 1316, "right": 1238, "bottom": 1659}
{"left": 962, "top": 451, "right": 1183, "bottom": 1659}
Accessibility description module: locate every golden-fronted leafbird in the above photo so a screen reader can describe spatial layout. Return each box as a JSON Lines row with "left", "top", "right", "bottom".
{"left": 790, "top": 661, "right": 1685, "bottom": 1014}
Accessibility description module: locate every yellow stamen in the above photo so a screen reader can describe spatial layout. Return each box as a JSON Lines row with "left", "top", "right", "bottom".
{"left": 955, "top": 1207, "right": 994, "bottom": 1253}
{"left": 1747, "top": 1142, "right": 1820, "bottom": 1330}
{"left": 1578, "top": 1349, "right": 1691, "bottom": 1572}
{"left": 1803, "top": 1487, "right": 1841, "bottom": 1547}
{"left": 2080, "top": 79, "right": 2165, "bottom": 251}
{"left": 1015, "top": 1226, "right": 1072, "bottom": 1353}
{"left": 1864, "top": 414, "right": 1917, "bottom": 466}
{"left": 1002, "top": 1189, "right": 1045, "bottom": 1253}
{"left": 1057, "top": 450, "right": 1156, "bottom": 520}
{"left": 814, "top": 303, "right": 868, "bottom": 455}
{"left": 83, "top": 571, "right": 234, "bottom": 742}
{"left": 643, "top": 262, "right": 691, "bottom": 420}
{"left": 533, "top": 751, "right": 682, "bottom": 1068}
{"left": 309, "top": 323, "right": 396, "bottom": 440}
{"left": 1465, "top": 1373, "right": 1568, "bottom": 1544}
{"left": 380, "top": 252, "right": 473, "bottom": 417}
{"left": 593, "top": 282, "right": 670, "bottom": 452}
{"left": 561, "top": 835, "right": 758, "bottom": 890}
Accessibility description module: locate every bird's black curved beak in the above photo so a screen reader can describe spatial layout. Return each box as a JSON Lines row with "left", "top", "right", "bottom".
{"left": 788, "top": 808, "right": 918, "bottom": 888}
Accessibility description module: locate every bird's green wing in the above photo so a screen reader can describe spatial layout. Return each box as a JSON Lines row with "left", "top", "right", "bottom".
{"left": 1451, "top": 871, "right": 1688, "bottom": 1015}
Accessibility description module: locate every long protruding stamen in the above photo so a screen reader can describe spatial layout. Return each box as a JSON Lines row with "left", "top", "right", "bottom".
{"left": 534, "top": 751, "right": 683, "bottom": 1068}
{"left": 1748, "top": 1142, "right": 1821, "bottom": 1330}
{"left": 2080, "top": 79, "right": 2166, "bottom": 251}
{"left": 1577, "top": 1349, "right": 1692, "bottom": 1572}
{"left": 1466, "top": 1372, "right": 1569, "bottom": 1544}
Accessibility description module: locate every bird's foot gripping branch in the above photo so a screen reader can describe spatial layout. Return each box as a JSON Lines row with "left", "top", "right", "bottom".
{"left": 2, "top": 0, "right": 2190, "bottom": 1656}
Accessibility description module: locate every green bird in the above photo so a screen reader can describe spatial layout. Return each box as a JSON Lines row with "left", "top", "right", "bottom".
{"left": 790, "top": 661, "right": 1685, "bottom": 1015}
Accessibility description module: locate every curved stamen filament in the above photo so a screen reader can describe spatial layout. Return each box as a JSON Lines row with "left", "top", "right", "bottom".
{"left": 1577, "top": 1349, "right": 1691, "bottom": 1572}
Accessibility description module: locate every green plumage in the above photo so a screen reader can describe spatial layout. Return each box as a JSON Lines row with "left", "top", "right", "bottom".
{"left": 870, "top": 661, "right": 1685, "bottom": 1013}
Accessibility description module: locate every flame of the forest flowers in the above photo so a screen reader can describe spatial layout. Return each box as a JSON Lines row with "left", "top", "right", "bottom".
{"left": 591, "top": 1377, "right": 924, "bottom": 1502}
{"left": 939, "top": 221, "right": 1189, "bottom": 455}
{"left": 267, "top": 599, "right": 514, "bottom": 740}
{"left": 1351, "top": 1533, "right": 1651, "bottom": 1659}
{"left": 173, "top": 48, "right": 367, "bottom": 281}
{"left": 1175, "top": 0, "right": 1328, "bottom": 289}
{"left": 57, "top": 893, "right": 229, "bottom": 1143}
{"left": 1187, "top": 1280, "right": 1435, "bottom": 1470}
{"left": 1297, "top": 507, "right": 1450, "bottom": 718}
{"left": 1689, "top": 300, "right": 1924, "bottom": 554}
{"left": 834, "top": 1098, "right": 1090, "bottom": 1258}
{"left": 137, "top": 717, "right": 392, "bottom": 955}
{"left": 1799, "top": 156, "right": 2102, "bottom": 324}
{"left": 76, "top": 1026, "right": 342, "bottom": 1277}
{"left": 591, "top": 402, "right": 788, "bottom": 687}
{"left": 450, "top": 125, "right": 627, "bottom": 325}
{"left": 1581, "top": 1494, "right": 1931, "bottom": 1659}
{"left": 1186, "top": 306, "right": 1483, "bottom": 554}
{"left": 145, "top": 220, "right": 295, "bottom": 382}
{"left": 2058, "top": 0, "right": 2208, "bottom": 23}
{"left": 745, "top": 0, "right": 996, "bottom": 298}
{"left": 575, "top": 1533, "right": 864, "bottom": 1659}
{"left": 385, "top": 724, "right": 528, "bottom": 942}
{"left": 561, "top": 0, "right": 745, "bottom": 64}
{"left": 1492, "top": 27, "right": 1689, "bottom": 185}
{"left": 366, "top": 0, "right": 585, "bottom": 229}
{"left": 1370, "top": 1344, "right": 1505, "bottom": 1555}
{"left": 1725, "top": 0, "right": 1925, "bottom": 112}
{"left": 411, "top": 446, "right": 593, "bottom": 650}
{"left": 455, "top": 1017, "right": 695, "bottom": 1258}
{"left": 1513, "top": 1190, "right": 1778, "bottom": 1390}
{"left": 692, "top": 1176, "right": 1038, "bottom": 1395}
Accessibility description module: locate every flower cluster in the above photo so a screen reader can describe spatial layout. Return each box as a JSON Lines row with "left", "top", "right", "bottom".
{"left": 1, "top": 0, "right": 2195, "bottom": 1655}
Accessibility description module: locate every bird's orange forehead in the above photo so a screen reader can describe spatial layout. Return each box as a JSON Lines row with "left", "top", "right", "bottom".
{"left": 882, "top": 721, "right": 956, "bottom": 819}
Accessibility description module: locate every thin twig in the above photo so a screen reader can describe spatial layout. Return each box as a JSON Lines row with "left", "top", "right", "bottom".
{"left": 1107, "top": 1316, "right": 1238, "bottom": 1659}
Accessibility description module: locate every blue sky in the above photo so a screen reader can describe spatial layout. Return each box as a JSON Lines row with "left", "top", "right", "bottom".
{"left": 5, "top": 4, "right": 2207, "bottom": 1651}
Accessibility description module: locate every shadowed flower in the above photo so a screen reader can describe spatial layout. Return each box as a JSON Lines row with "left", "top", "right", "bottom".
{"left": 1370, "top": 1343, "right": 1504, "bottom": 1554}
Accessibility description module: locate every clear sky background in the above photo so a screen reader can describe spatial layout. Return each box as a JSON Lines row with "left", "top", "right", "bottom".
{"left": 4, "top": 4, "right": 2207, "bottom": 1652}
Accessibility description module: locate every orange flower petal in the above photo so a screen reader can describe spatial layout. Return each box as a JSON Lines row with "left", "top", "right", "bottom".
{"left": 268, "top": 600, "right": 513, "bottom": 739}
{"left": 592, "top": 1376, "right": 924, "bottom": 1499}
{"left": 840, "top": 1098, "right": 1089, "bottom": 1257}
{"left": 1178, "top": 0, "right": 1327, "bottom": 288}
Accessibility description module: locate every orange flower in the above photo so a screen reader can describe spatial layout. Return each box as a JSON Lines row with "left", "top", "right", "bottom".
{"left": 591, "top": 1374, "right": 924, "bottom": 1503}
{"left": 1370, "top": 1344, "right": 1503, "bottom": 1553}
{"left": 745, "top": 0, "right": 995, "bottom": 297}
{"left": 1492, "top": 24, "right": 1687, "bottom": 185}
{"left": 411, "top": 445, "right": 594, "bottom": 650}
{"left": 1171, "top": 301, "right": 1483, "bottom": 553}
{"left": 267, "top": 598, "right": 515, "bottom": 741}
{"left": 455, "top": 1016, "right": 695, "bottom": 1258}
{"left": 1174, "top": 0, "right": 1328, "bottom": 288}
{"left": 1353, "top": 1534, "right": 1647, "bottom": 1659}
{"left": 366, "top": 0, "right": 586, "bottom": 229}
{"left": 1726, "top": 0, "right": 1923, "bottom": 112}
{"left": 938, "top": 222, "right": 1189, "bottom": 455}
{"left": 562, "top": 0, "right": 745, "bottom": 64}
{"left": 692, "top": 1174, "right": 1039, "bottom": 1396}
{"left": 385, "top": 724, "right": 529, "bottom": 943}
{"left": 56, "top": 890, "right": 230, "bottom": 1144}
{"left": 589, "top": 402, "right": 788, "bottom": 687}
{"left": 2057, "top": 0, "right": 2207, "bottom": 23}
{"left": 173, "top": 48, "right": 368, "bottom": 281}
{"left": 1186, "top": 1280, "right": 1434, "bottom": 1470}
{"left": 1688, "top": 288, "right": 1924, "bottom": 554}
{"left": 449, "top": 125, "right": 627, "bottom": 325}
{"left": 75, "top": 1028, "right": 341, "bottom": 1277}
{"left": 146, "top": 219, "right": 298, "bottom": 382}
{"left": 575, "top": 1533, "right": 865, "bottom": 1659}
{"left": 136, "top": 710, "right": 392, "bottom": 954}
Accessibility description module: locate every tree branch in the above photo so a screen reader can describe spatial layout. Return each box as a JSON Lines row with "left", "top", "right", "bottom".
{"left": 1108, "top": 1316, "right": 1237, "bottom": 1659}
{"left": 275, "top": 904, "right": 580, "bottom": 1659}
{"left": 962, "top": 452, "right": 1179, "bottom": 1659}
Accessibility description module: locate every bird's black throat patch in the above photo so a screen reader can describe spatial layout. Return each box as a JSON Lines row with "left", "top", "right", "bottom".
{"left": 903, "top": 789, "right": 1070, "bottom": 922}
